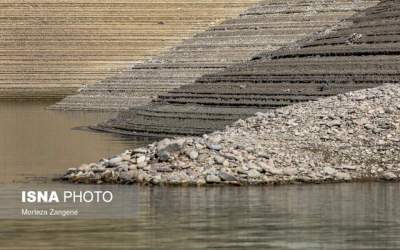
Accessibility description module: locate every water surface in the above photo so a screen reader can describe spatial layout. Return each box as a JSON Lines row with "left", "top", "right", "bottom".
{"left": 1, "top": 183, "right": 400, "bottom": 250}
{"left": 0, "top": 101, "right": 399, "bottom": 250}
{"left": 0, "top": 101, "right": 148, "bottom": 183}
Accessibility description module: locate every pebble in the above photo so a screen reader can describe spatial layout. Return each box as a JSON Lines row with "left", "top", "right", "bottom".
{"left": 158, "top": 151, "right": 170, "bottom": 161}
{"left": 208, "top": 144, "right": 222, "bottom": 151}
{"left": 66, "top": 168, "right": 77, "bottom": 174}
{"left": 206, "top": 174, "right": 221, "bottom": 183}
{"left": 119, "top": 172, "right": 134, "bottom": 183}
{"left": 335, "top": 172, "right": 351, "bottom": 181}
{"left": 121, "top": 154, "right": 131, "bottom": 161}
{"left": 109, "top": 157, "right": 122, "bottom": 165}
{"left": 283, "top": 168, "right": 298, "bottom": 176}
{"left": 214, "top": 155, "right": 225, "bottom": 165}
{"left": 264, "top": 166, "right": 283, "bottom": 175}
{"left": 188, "top": 150, "right": 199, "bottom": 160}
{"left": 382, "top": 172, "right": 397, "bottom": 180}
{"left": 222, "top": 160, "right": 230, "bottom": 167}
{"left": 237, "top": 167, "right": 248, "bottom": 175}
{"left": 151, "top": 175, "right": 162, "bottom": 185}
{"left": 133, "top": 148, "right": 147, "bottom": 154}
{"left": 219, "top": 171, "right": 238, "bottom": 182}
{"left": 323, "top": 167, "right": 337, "bottom": 176}
{"left": 137, "top": 156, "right": 146, "bottom": 164}
{"left": 247, "top": 169, "right": 262, "bottom": 178}
{"left": 157, "top": 138, "right": 185, "bottom": 153}
{"left": 341, "top": 165, "right": 358, "bottom": 170}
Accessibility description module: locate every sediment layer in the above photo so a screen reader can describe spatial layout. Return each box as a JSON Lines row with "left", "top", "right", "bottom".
{"left": 60, "top": 84, "right": 400, "bottom": 186}
{"left": 102, "top": 0, "right": 399, "bottom": 137}
{"left": 51, "top": 0, "right": 378, "bottom": 110}
{"left": 0, "top": 0, "right": 259, "bottom": 99}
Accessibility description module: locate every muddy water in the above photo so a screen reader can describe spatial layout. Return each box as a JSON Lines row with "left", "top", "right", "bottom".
{"left": 0, "top": 101, "right": 149, "bottom": 183}
{"left": 0, "top": 102, "right": 399, "bottom": 249}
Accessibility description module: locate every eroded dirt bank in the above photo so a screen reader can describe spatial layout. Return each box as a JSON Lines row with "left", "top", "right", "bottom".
{"left": 60, "top": 84, "right": 400, "bottom": 186}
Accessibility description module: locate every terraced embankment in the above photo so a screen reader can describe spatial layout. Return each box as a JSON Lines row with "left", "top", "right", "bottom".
{"left": 52, "top": 0, "right": 378, "bottom": 109}
{"left": 100, "top": 0, "right": 399, "bottom": 137}
{"left": 0, "top": 0, "right": 259, "bottom": 99}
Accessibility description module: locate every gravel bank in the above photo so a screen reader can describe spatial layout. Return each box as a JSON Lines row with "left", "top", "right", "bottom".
{"left": 60, "top": 84, "right": 400, "bottom": 185}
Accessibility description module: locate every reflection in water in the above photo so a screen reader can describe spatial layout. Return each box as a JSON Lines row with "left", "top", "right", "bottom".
{"left": 0, "top": 184, "right": 400, "bottom": 249}
{"left": 0, "top": 101, "right": 150, "bottom": 183}
{"left": 0, "top": 102, "right": 399, "bottom": 249}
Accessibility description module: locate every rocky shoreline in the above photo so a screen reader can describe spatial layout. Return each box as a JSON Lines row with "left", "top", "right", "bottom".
{"left": 60, "top": 84, "right": 400, "bottom": 186}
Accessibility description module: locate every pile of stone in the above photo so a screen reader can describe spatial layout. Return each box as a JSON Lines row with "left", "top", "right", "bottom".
{"left": 51, "top": 0, "right": 378, "bottom": 110}
{"left": 60, "top": 84, "right": 400, "bottom": 185}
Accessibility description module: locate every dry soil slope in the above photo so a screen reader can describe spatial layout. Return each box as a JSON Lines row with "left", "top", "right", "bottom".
{"left": 0, "top": 0, "right": 259, "bottom": 99}
{"left": 101, "top": 0, "right": 400, "bottom": 137}
{"left": 51, "top": 0, "right": 377, "bottom": 110}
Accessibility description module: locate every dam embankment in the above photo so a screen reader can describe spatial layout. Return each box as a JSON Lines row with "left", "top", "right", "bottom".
{"left": 0, "top": 0, "right": 259, "bottom": 99}
{"left": 51, "top": 0, "right": 379, "bottom": 109}
{"left": 100, "top": 0, "right": 399, "bottom": 137}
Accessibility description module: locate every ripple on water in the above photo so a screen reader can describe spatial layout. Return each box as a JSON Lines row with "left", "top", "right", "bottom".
{"left": 0, "top": 183, "right": 399, "bottom": 249}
